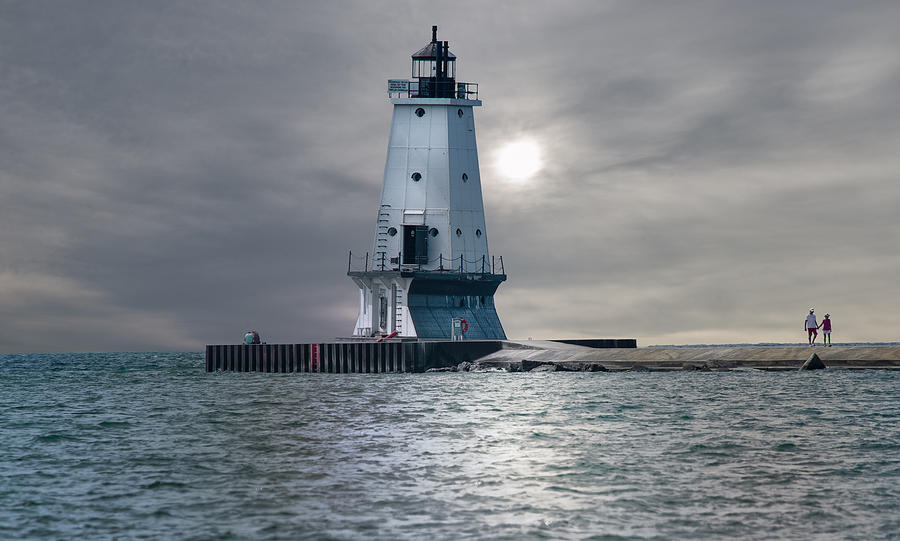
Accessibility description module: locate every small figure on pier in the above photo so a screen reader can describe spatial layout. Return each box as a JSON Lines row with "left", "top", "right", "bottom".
{"left": 244, "top": 330, "right": 254, "bottom": 345}
{"left": 805, "top": 308, "right": 818, "bottom": 346}
{"left": 820, "top": 313, "right": 832, "bottom": 346}
{"left": 252, "top": 330, "right": 261, "bottom": 345}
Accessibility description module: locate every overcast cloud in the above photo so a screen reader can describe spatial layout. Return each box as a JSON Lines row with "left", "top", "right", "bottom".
{"left": 2, "top": 1, "right": 899, "bottom": 352}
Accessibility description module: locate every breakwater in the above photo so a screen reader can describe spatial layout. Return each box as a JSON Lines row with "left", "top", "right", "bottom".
{"left": 475, "top": 341, "right": 900, "bottom": 371}
{"left": 204, "top": 339, "right": 637, "bottom": 373}
{"left": 205, "top": 340, "right": 900, "bottom": 372}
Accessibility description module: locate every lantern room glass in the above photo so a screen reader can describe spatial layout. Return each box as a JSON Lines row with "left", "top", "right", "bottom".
{"left": 412, "top": 59, "right": 455, "bottom": 79}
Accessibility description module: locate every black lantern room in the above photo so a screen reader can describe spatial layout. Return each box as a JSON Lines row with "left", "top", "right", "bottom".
{"left": 411, "top": 26, "right": 457, "bottom": 98}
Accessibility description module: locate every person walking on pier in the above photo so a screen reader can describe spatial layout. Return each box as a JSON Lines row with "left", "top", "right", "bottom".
{"left": 805, "top": 308, "right": 818, "bottom": 346}
{"left": 820, "top": 313, "right": 832, "bottom": 347}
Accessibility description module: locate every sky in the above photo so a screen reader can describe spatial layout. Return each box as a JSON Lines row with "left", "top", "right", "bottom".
{"left": 2, "top": 1, "right": 900, "bottom": 353}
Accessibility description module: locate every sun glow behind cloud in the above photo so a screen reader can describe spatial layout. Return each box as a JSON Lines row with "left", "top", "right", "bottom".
{"left": 494, "top": 139, "right": 543, "bottom": 182}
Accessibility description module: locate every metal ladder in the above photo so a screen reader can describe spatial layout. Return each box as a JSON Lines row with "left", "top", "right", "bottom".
{"left": 393, "top": 286, "right": 404, "bottom": 335}
{"left": 374, "top": 204, "right": 391, "bottom": 270}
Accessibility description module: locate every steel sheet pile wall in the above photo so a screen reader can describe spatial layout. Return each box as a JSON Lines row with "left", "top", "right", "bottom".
{"left": 205, "top": 342, "right": 417, "bottom": 373}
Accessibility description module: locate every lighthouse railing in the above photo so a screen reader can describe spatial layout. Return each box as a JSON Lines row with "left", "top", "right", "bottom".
{"left": 387, "top": 80, "right": 479, "bottom": 100}
{"left": 347, "top": 250, "right": 505, "bottom": 276}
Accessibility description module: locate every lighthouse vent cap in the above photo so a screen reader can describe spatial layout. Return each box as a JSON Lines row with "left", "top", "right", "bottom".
{"left": 412, "top": 42, "right": 456, "bottom": 60}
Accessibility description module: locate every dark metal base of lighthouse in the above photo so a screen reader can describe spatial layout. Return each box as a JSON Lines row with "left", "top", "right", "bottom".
{"left": 406, "top": 271, "right": 506, "bottom": 340}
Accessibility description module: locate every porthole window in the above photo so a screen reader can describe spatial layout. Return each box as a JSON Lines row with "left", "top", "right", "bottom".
{"left": 457, "top": 108, "right": 464, "bottom": 117}
{"left": 387, "top": 227, "right": 397, "bottom": 236}
{"left": 475, "top": 229, "right": 482, "bottom": 238}
{"left": 429, "top": 228, "right": 439, "bottom": 237}
{"left": 411, "top": 172, "right": 422, "bottom": 182}
{"left": 461, "top": 173, "right": 468, "bottom": 182}
{"left": 415, "top": 108, "right": 425, "bottom": 117}
{"left": 455, "top": 228, "right": 462, "bottom": 237}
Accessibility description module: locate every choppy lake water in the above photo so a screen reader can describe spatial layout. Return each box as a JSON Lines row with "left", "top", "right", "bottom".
{"left": 1, "top": 352, "right": 899, "bottom": 540}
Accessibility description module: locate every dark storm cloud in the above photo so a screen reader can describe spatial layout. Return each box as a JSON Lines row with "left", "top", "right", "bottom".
{"left": 2, "top": 1, "right": 899, "bottom": 351}
{"left": 1, "top": 1, "right": 386, "bottom": 351}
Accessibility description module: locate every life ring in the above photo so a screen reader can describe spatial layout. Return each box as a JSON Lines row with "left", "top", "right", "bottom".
{"left": 460, "top": 318, "right": 469, "bottom": 333}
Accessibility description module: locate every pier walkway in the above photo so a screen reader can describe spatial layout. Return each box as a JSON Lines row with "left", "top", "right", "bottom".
{"left": 205, "top": 340, "right": 900, "bottom": 372}
{"left": 475, "top": 341, "right": 900, "bottom": 371}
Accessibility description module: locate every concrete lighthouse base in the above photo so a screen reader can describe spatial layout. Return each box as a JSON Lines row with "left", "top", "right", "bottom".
{"left": 348, "top": 269, "right": 507, "bottom": 340}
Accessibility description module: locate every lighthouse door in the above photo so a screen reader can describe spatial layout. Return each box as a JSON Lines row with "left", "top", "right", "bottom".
{"left": 402, "top": 225, "right": 428, "bottom": 265}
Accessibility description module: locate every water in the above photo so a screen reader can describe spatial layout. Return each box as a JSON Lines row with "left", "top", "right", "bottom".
{"left": 2, "top": 353, "right": 899, "bottom": 540}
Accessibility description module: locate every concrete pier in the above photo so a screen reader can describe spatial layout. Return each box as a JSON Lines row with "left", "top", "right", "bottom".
{"left": 473, "top": 341, "right": 900, "bottom": 371}
{"left": 205, "top": 340, "right": 900, "bottom": 373}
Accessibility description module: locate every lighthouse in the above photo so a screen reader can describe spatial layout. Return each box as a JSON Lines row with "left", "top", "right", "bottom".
{"left": 348, "top": 26, "right": 506, "bottom": 340}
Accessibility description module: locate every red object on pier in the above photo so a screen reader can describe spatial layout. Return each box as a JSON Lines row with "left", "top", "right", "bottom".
{"left": 377, "top": 331, "right": 399, "bottom": 342}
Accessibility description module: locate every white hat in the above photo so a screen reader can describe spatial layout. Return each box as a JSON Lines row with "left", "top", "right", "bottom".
{"left": 809, "top": 308, "right": 814, "bottom": 312}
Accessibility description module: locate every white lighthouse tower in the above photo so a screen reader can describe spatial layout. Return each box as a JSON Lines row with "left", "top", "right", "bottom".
{"left": 348, "top": 26, "right": 506, "bottom": 340}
